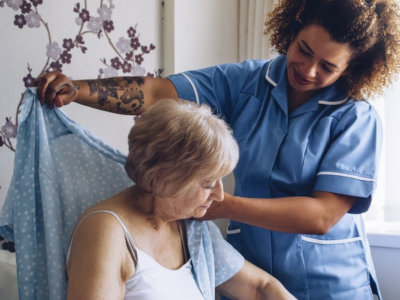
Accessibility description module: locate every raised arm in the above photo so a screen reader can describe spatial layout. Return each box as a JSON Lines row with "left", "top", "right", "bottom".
{"left": 217, "top": 260, "right": 296, "bottom": 300}
{"left": 36, "top": 71, "right": 177, "bottom": 114}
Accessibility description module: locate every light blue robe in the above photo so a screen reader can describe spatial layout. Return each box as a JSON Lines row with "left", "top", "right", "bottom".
{"left": 0, "top": 88, "right": 243, "bottom": 300}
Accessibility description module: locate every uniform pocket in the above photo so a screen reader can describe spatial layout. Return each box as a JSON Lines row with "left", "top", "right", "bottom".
{"left": 300, "top": 234, "right": 372, "bottom": 298}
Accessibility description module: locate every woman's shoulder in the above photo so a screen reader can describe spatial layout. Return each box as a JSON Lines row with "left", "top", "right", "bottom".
{"left": 324, "top": 99, "right": 382, "bottom": 139}
{"left": 74, "top": 208, "right": 128, "bottom": 246}
{"left": 218, "top": 59, "right": 272, "bottom": 76}
{"left": 329, "top": 98, "right": 381, "bottom": 122}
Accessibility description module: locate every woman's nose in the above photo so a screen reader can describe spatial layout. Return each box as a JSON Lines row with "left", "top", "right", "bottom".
{"left": 211, "top": 180, "right": 224, "bottom": 202}
{"left": 302, "top": 61, "right": 318, "bottom": 78}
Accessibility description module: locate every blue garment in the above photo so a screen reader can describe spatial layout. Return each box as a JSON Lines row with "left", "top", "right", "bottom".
{"left": 0, "top": 88, "right": 244, "bottom": 300}
{"left": 168, "top": 55, "right": 382, "bottom": 299}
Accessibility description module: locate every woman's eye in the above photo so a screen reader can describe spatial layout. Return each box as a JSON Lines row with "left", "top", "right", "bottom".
{"left": 298, "top": 46, "right": 311, "bottom": 57}
{"left": 322, "top": 64, "right": 333, "bottom": 73}
{"left": 203, "top": 182, "right": 216, "bottom": 189}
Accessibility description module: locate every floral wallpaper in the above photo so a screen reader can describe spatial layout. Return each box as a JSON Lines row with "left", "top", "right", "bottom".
{"left": 0, "top": 0, "right": 162, "bottom": 195}
{"left": 0, "top": 0, "right": 163, "bottom": 208}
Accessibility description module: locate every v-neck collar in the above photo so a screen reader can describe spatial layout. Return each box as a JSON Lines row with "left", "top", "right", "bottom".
{"left": 265, "top": 55, "right": 349, "bottom": 117}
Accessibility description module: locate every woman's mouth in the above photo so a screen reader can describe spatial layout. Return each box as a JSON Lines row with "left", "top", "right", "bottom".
{"left": 200, "top": 201, "right": 212, "bottom": 209}
{"left": 293, "top": 69, "right": 312, "bottom": 86}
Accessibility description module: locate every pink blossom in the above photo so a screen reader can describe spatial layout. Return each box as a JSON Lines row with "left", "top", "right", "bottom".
{"left": 75, "top": 16, "right": 83, "bottom": 26}
{"left": 131, "top": 66, "right": 145, "bottom": 76}
{"left": 97, "top": 5, "right": 112, "bottom": 21}
{"left": 26, "top": 11, "right": 40, "bottom": 28}
{"left": 87, "top": 17, "right": 102, "bottom": 34}
{"left": 46, "top": 42, "right": 62, "bottom": 60}
{"left": 116, "top": 37, "right": 131, "bottom": 54}
{"left": 1, "top": 118, "right": 17, "bottom": 139}
{"left": 6, "top": 0, "right": 22, "bottom": 11}
{"left": 103, "top": 67, "right": 118, "bottom": 78}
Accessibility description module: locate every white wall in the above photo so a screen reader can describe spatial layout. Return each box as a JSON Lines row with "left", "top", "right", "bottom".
{"left": 368, "top": 226, "right": 400, "bottom": 299}
{"left": 163, "top": 0, "right": 239, "bottom": 75}
{"left": 370, "top": 244, "right": 400, "bottom": 299}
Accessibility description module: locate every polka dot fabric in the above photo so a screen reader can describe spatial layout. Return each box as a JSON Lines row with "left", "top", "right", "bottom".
{"left": 0, "top": 88, "right": 244, "bottom": 300}
{"left": 185, "top": 219, "right": 244, "bottom": 300}
{"left": 0, "top": 88, "right": 132, "bottom": 299}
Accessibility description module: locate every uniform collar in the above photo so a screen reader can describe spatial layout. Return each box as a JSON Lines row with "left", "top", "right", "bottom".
{"left": 265, "top": 55, "right": 349, "bottom": 116}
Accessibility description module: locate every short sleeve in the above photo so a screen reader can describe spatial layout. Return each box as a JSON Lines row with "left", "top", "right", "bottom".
{"left": 185, "top": 219, "right": 244, "bottom": 298}
{"left": 313, "top": 101, "right": 383, "bottom": 213}
{"left": 205, "top": 221, "right": 244, "bottom": 286}
{"left": 168, "top": 60, "right": 268, "bottom": 123}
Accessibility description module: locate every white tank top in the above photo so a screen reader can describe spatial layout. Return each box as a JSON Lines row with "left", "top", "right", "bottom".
{"left": 68, "top": 210, "right": 204, "bottom": 300}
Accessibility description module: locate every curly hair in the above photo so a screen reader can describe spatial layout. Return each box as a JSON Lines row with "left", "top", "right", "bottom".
{"left": 265, "top": 0, "right": 400, "bottom": 100}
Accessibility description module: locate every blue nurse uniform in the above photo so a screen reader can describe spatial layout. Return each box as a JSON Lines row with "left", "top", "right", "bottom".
{"left": 168, "top": 55, "right": 382, "bottom": 299}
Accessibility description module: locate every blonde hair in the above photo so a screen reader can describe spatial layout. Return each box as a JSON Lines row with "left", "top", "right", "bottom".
{"left": 125, "top": 98, "right": 239, "bottom": 197}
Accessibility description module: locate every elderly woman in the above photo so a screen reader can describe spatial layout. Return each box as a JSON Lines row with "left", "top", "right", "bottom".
{"left": 66, "top": 98, "right": 295, "bottom": 300}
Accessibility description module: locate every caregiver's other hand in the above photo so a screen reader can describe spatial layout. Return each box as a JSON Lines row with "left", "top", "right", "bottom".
{"left": 197, "top": 192, "right": 233, "bottom": 220}
{"left": 35, "top": 71, "right": 78, "bottom": 108}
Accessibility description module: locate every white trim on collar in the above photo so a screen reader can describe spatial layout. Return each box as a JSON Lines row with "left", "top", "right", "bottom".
{"left": 318, "top": 97, "right": 349, "bottom": 105}
{"left": 265, "top": 58, "right": 278, "bottom": 87}
{"left": 264, "top": 57, "right": 349, "bottom": 105}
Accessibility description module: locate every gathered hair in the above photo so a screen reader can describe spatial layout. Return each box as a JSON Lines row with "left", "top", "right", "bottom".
{"left": 125, "top": 98, "right": 239, "bottom": 197}
{"left": 265, "top": 0, "right": 400, "bottom": 100}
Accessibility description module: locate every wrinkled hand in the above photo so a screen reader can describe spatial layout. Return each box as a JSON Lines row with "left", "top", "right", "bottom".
{"left": 35, "top": 71, "right": 78, "bottom": 108}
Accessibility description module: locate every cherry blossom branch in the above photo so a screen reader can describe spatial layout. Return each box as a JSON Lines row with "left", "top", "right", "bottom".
{"left": 36, "top": 6, "right": 51, "bottom": 77}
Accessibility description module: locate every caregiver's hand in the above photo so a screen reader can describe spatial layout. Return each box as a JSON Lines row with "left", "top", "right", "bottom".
{"left": 35, "top": 71, "right": 78, "bottom": 108}
{"left": 197, "top": 192, "right": 233, "bottom": 220}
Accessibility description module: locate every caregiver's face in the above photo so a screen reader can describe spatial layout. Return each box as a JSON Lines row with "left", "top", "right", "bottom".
{"left": 286, "top": 24, "right": 353, "bottom": 95}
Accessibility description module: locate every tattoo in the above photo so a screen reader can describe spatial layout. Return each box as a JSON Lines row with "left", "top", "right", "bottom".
{"left": 120, "top": 88, "right": 144, "bottom": 112}
{"left": 122, "top": 77, "right": 145, "bottom": 86}
{"left": 88, "top": 81, "right": 98, "bottom": 96}
{"left": 98, "top": 88, "right": 109, "bottom": 106}
{"left": 113, "top": 102, "right": 135, "bottom": 114}
{"left": 87, "top": 77, "right": 146, "bottom": 112}
{"left": 133, "top": 77, "right": 145, "bottom": 86}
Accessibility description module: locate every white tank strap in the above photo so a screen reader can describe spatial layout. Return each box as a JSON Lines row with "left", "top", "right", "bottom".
{"left": 67, "top": 209, "right": 138, "bottom": 265}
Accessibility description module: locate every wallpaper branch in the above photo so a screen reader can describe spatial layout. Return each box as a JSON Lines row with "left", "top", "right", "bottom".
{"left": 0, "top": 0, "right": 162, "bottom": 192}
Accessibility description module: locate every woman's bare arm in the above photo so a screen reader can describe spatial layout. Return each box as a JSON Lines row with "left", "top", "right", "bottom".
{"left": 36, "top": 72, "right": 177, "bottom": 114}
{"left": 203, "top": 191, "right": 357, "bottom": 234}
{"left": 217, "top": 260, "right": 296, "bottom": 300}
{"left": 66, "top": 213, "right": 134, "bottom": 300}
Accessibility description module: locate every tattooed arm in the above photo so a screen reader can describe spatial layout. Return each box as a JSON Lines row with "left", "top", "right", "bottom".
{"left": 36, "top": 71, "right": 177, "bottom": 115}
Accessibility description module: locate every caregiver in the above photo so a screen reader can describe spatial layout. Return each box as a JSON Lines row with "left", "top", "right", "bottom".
{"left": 36, "top": 0, "right": 400, "bottom": 299}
